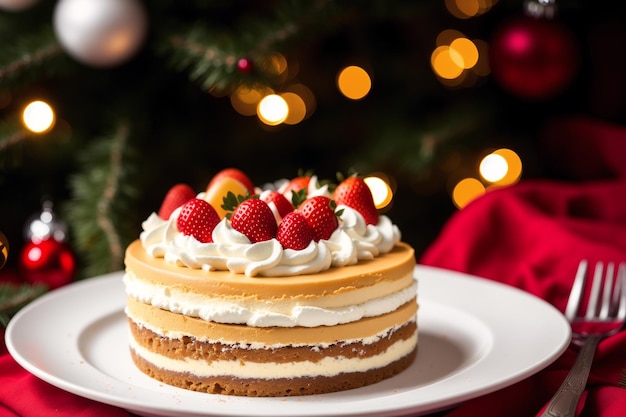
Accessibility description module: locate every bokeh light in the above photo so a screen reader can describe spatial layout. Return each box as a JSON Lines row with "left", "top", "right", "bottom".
{"left": 445, "top": 0, "right": 498, "bottom": 19}
{"left": 492, "top": 148, "right": 523, "bottom": 186}
{"left": 452, "top": 178, "right": 485, "bottom": 209}
{"left": 479, "top": 153, "right": 508, "bottom": 182}
{"left": 478, "top": 148, "right": 523, "bottom": 186}
{"left": 450, "top": 37, "right": 479, "bottom": 69}
{"left": 231, "top": 85, "right": 273, "bottom": 116}
{"left": 337, "top": 65, "right": 372, "bottom": 100}
{"left": 432, "top": 28, "right": 489, "bottom": 87}
{"left": 364, "top": 176, "right": 393, "bottom": 209}
{"left": 257, "top": 94, "right": 288, "bottom": 125}
{"left": 22, "top": 100, "right": 55, "bottom": 133}
{"left": 280, "top": 92, "right": 306, "bottom": 125}
{"left": 431, "top": 46, "right": 464, "bottom": 79}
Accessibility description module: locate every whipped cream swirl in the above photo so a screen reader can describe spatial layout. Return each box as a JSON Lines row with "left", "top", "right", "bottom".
{"left": 140, "top": 196, "right": 401, "bottom": 278}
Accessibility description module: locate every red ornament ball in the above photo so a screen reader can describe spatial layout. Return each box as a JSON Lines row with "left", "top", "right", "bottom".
{"left": 19, "top": 238, "right": 77, "bottom": 289}
{"left": 237, "top": 57, "right": 254, "bottom": 74}
{"left": 490, "top": 17, "right": 579, "bottom": 100}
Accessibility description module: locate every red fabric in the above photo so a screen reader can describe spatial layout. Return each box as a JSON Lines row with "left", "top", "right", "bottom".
{"left": 0, "top": 333, "right": 131, "bottom": 417}
{"left": 421, "top": 117, "right": 626, "bottom": 417}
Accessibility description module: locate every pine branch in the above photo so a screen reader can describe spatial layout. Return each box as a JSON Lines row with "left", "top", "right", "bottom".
{"left": 0, "top": 25, "right": 68, "bottom": 88}
{"left": 0, "top": 283, "right": 48, "bottom": 328}
{"left": 161, "top": 0, "right": 338, "bottom": 91}
{"left": 66, "top": 123, "right": 139, "bottom": 278}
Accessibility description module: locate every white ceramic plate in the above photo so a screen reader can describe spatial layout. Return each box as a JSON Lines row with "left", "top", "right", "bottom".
{"left": 6, "top": 266, "right": 570, "bottom": 417}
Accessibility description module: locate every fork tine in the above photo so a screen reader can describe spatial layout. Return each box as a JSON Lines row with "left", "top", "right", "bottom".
{"left": 599, "top": 262, "right": 615, "bottom": 319}
{"left": 585, "top": 262, "right": 604, "bottom": 319}
{"left": 565, "top": 260, "right": 588, "bottom": 321}
{"left": 617, "top": 263, "right": 626, "bottom": 322}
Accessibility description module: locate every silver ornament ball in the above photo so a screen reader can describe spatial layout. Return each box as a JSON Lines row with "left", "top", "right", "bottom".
{"left": 53, "top": 0, "right": 148, "bottom": 67}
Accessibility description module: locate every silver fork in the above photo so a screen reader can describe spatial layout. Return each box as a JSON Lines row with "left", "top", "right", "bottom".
{"left": 541, "top": 260, "right": 626, "bottom": 417}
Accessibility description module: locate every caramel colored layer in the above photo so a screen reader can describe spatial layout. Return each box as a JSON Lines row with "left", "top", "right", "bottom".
{"left": 126, "top": 296, "right": 418, "bottom": 345}
{"left": 130, "top": 346, "right": 417, "bottom": 397}
{"left": 129, "top": 318, "right": 417, "bottom": 363}
{"left": 124, "top": 240, "right": 416, "bottom": 302}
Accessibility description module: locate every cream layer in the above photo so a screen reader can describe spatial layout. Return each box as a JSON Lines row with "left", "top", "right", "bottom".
{"left": 128, "top": 330, "right": 418, "bottom": 379}
{"left": 126, "top": 297, "right": 418, "bottom": 347}
{"left": 124, "top": 270, "right": 416, "bottom": 327}
{"left": 124, "top": 240, "right": 416, "bottom": 301}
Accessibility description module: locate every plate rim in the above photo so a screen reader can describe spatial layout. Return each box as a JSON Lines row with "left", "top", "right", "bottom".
{"left": 5, "top": 265, "right": 571, "bottom": 417}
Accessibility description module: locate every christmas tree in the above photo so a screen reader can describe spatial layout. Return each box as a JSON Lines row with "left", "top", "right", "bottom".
{"left": 1, "top": 0, "right": 625, "bottom": 314}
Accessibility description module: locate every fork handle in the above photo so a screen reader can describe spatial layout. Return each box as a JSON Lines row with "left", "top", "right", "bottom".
{"left": 540, "top": 335, "right": 601, "bottom": 417}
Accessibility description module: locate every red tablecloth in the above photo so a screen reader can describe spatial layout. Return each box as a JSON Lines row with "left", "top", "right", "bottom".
{"left": 1, "top": 117, "right": 626, "bottom": 416}
{"left": 420, "top": 117, "right": 626, "bottom": 417}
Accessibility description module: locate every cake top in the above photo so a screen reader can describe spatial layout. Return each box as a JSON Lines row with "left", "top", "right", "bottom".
{"left": 139, "top": 169, "right": 402, "bottom": 277}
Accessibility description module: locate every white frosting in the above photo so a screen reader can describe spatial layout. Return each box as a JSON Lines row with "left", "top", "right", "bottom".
{"left": 128, "top": 327, "right": 417, "bottom": 379}
{"left": 124, "top": 271, "right": 416, "bottom": 328}
{"left": 140, "top": 196, "right": 401, "bottom": 278}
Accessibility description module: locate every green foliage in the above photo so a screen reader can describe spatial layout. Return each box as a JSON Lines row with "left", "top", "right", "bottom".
{"left": 65, "top": 124, "right": 139, "bottom": 278}
{"left": 0, "top": 283, "right": 47, "bottom": 328}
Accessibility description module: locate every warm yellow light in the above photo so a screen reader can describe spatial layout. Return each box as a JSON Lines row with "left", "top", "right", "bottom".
{"left": 452, "top": 178, "right": 485, "bottom": 209}
{"left": 22, "top": 100, "right": 55, "bottom": 133}
{"left": 231, "top": 87, "right": 260, "bottom": 116}
{"left": 431, "top": 46, "right": 464, "bottom": 79}
{"left": 337, "top": 66, "right": 372, "bottom": 100}
{"left": 364, "top": 176, "right": 393, "bottom": 209}
{"left": 492, "top": 148, "right": 522, "bottom": 186}
{"left": 479, "top": 153, "right": 508, "bottom": 183}
{"left": 257, "top": 94, "right": 288, "bottom": 125}
{"left": 280, "top": 92, "right": 306, "bottom": 125}
{"left": 450, "top": 37, "right": 479, "bottom": 69}
{"left": 287, "top": 83, "right": 316, "bottom": 119}
{"left": 445, "top": 0, "right": 497, "bottom": 18}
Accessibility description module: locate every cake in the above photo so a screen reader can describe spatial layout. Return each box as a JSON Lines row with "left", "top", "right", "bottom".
{"left": 124, "top": 169, "right": 418, "bottom": 397}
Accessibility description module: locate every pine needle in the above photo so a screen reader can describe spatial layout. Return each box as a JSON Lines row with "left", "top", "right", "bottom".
{"left": 0, "top": 283, "right": 47, "bottom": 328}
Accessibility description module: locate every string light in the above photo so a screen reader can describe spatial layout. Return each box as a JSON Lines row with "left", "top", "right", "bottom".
{"left": 280, "top": 92, "right": 306, "bottom": 125}
{"left": 445, "top": 0, "right": 498, "bottom": 19}
{"left": 491, "top": 148, "right": 523, "bottom": 186}
{"left": 452, "top": 178, "right": 485, "bottom": 209}
{"left": 257, "top": 94, "right": 288, "bottom": 126}
{"left": 22, "top": 100, "right": 55, "bottom": 133}
{"left": 431, "top": 33, "right": 483, "bottom": 85}
{"left": 231, "top": 85, "right": 272, "bottom": 116}
{"left": 363, "top": 176, "right": 393, "bottom": 209}
{"left": 337, "top": 66, "right": 372, "bottom": 100}
{"left": 479, "top": 153, "right": 508, "bottom": 182}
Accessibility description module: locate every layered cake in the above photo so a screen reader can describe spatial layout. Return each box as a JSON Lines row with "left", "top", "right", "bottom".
{"left": 124, "top": 169, "right": 418, "bottom": 396}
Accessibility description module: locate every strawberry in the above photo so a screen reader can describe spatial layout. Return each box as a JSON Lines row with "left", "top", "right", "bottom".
{"left": 158, "top": 183, "right": 196, "bottom": 220}
{"left": 298, "top": 196, "right": 338, "bottom": 241}
{"left": 334, "top": 176, "right": 379, "bottom": 225}
{"left": 230, "top": 197, "right": 277, "bottom": 243}
{"left": 176, "top": 198, "right": 221, "bottom": 243}
{"left": 260, "top": 190, "right": 294, "bottom": 222}
{"left": 207, "top": 168, "right": 255, "bottom": 194}
{"left": 282, "top": 175, "right": 310, "bottom": 196}
{"left": 276, "top": 211, "right": 315, "bottom": 250}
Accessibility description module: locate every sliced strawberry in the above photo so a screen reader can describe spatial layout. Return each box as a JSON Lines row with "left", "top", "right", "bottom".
{"left": 298, "top": 196, "right": 339, "bottom": 241}
{"left": 260, "top": 190, "right": 294, "bottom": 222}
{"left": 276, "top": 211, "right": 315, "bottom": 250}
{"left": 207, "top": 168, "right": 255, "bottom": 194}
{"left": 334, "top": 176, "right": 379, "bottom": 225}
{"left": 176, "top": 198, "right": 221, "bottom": 243}
{"left": 158, "top": 183, "right": 196, "bottom": 220}
{"left": 230, "top": 197, "right": 277, "bottom": 243}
